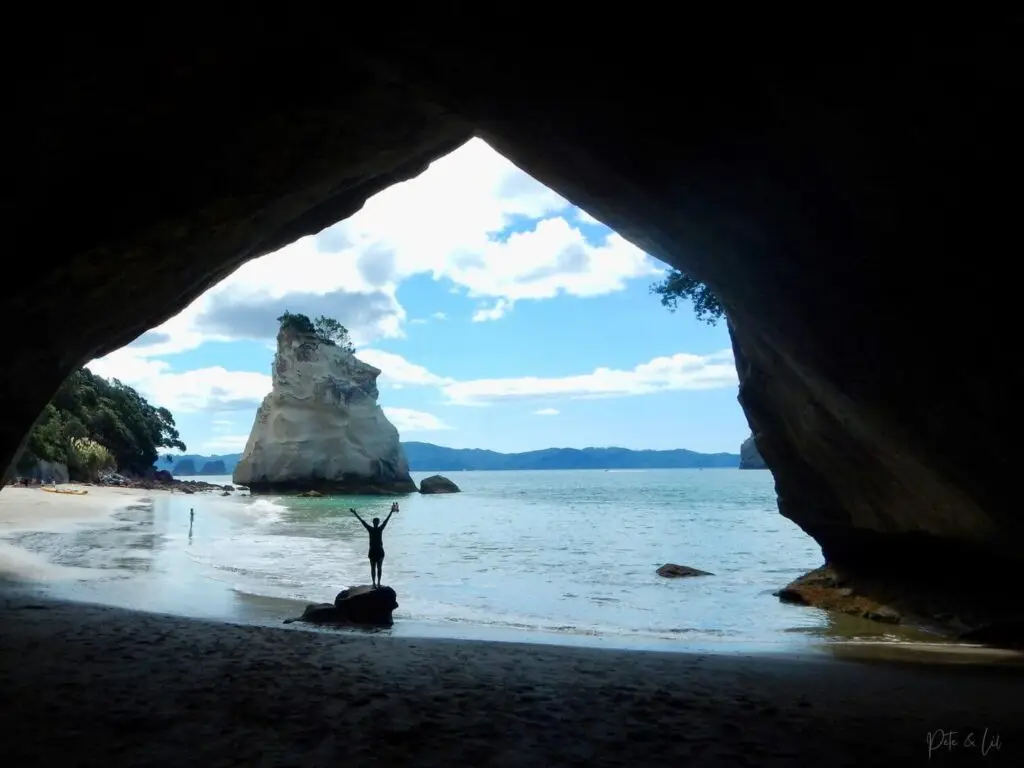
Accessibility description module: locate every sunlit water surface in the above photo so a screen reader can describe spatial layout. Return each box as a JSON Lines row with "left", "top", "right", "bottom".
{"left": 3, "top": 469, "right": 947, "bottom": 653}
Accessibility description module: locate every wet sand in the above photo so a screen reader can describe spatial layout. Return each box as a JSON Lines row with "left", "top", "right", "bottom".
{"left": 0, "top": 485, "right": 148, "bottom": 532}
{"left": 0, "top": 485, "right": 149, "bottom": 582}
{"left": 0, "top": 596, "right": 1021, "bottom": 766}
{"left": 1, "top": 486, "right": 1022, "bottom": 765}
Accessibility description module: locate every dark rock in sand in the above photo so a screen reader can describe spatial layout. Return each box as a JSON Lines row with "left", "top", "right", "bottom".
{"left": 284, "top": 586, "right": 398, "bottom": 627}
{"left": 656, "top": 563, "right": 713, "bottom": 578}
{"left": 774, "top": 566, "right": 902, "bottom": 626}
{"left": 775, "top": 588, "right": 810, "bottom": 606}
{"left": 419, "top": 474, "right": 461, "bottom": 494}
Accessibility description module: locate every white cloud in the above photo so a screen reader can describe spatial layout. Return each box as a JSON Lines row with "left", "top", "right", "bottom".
{"left": 382, "top": 407, "right": 453, "bottom": 432}
{"left": 441, "top": 350, "right": 737, "bottom": 406}
{"left": 199, "top": 435, "right": 252, "bottom": 454}
{"left": 472, "top": 299, "right": 511, "bottom": 322}
{"left": 87, "top": 354, "right": 272, "bottom": 414}
{"left": 357, "top": 349, "right": 455, "bottom": 387}
{"left": 93, "top": 138, "right": 666, "bottom": 371}
{"left": 83, "top": 138, "right": 700, "bottom": 449}
{"left": 533, "top": 408, "right": 560, "bottom": 416}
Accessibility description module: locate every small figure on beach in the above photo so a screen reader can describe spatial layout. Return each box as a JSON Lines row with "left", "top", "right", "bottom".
{"left": 350, "top": 507, "right": 395, "bottom": 588}
{"left": 189, "top": 508, "right": 194, "bottom": 524}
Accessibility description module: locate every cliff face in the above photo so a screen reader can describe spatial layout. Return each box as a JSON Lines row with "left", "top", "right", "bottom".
{"left": 233, "top": 329, "right": 415, "bottom": 495}
{"left": 738, "top": 436, "right": 767, "bottom": 470}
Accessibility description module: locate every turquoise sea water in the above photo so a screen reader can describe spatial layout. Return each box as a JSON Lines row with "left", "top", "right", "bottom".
{"left": 2, "top": 469, "right": 943, "bottom": 652}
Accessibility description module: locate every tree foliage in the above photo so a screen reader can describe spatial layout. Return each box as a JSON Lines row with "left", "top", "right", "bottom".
{"left": 16, "top": 369, "right": 186, "bottom": 479}
{"left": 649, "top": 269, "right": 726, "bottom": 326}
{"left": 277, "top": 311, "right": 355, "bottom": 353}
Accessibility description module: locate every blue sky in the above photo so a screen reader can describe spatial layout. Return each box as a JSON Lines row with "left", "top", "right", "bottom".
{"left": 88, "top": 139, "right": 749, "bottom": 456}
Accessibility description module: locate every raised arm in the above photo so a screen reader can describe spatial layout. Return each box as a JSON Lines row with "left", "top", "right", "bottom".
{"left": 379, "top": 509, "right": 395, "bottom": 530}
{"left": 350, "top": 508, "right": 371, "bottom": 531}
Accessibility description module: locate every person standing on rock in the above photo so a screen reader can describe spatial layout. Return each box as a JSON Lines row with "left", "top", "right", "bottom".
{"left": 350, "top": 507, "right": 395, "bottom": 588}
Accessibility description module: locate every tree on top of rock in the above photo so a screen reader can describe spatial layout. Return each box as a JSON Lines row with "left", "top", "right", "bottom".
{"left": 649, "top": 269, "right": 725, "bottom": 326}
{"left": 313, "top": 315, "right": 355, "bottom": 354}
{"left": 277, "top": 311, "right": 355, "bottom": 353}
{"left": 277, "top": 311, "right": 317, "bottom": 337}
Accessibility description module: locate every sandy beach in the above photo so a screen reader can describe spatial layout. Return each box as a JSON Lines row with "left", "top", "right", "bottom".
{"left": 0, "top": 485, "right": 150, "bottom": 582}
{"left": 0, "top": 596, "right": 1020, "bottom": 766}
{"left": 1, "top": 486, "right": 1022, "bottom": 765}
{"left": 0, "top": 484, "right": 149, "bottom": 532}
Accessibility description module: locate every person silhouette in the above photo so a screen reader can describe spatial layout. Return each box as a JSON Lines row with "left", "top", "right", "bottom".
{"left": 350, "top": 507, "right": 394, "bottom": 588}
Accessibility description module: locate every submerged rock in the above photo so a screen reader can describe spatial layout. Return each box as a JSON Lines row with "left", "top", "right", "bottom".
{"left": 233, "top": 319, "right": 417, "bottom": 495}
{"left": 656, "top": 563, "right": 713, "bottom": 578}
{"left": 419, "top": 474, "right": 461, "bottom": 494}
{"left": 284, "top": 585, "right": 398, "bottom": 627}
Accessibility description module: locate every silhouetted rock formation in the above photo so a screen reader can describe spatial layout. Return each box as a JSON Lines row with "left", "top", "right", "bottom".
{"left": 284, "top": 585, "right": 399, "bottom": 627}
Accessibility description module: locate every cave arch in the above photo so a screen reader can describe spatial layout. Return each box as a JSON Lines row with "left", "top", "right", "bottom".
{"left": 7, "top": 23, "right": 1020, "bottom": 623}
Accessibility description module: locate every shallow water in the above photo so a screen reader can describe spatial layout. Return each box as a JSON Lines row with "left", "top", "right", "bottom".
{"left": 2, "top": 469, "right": 948, "bottom": 652}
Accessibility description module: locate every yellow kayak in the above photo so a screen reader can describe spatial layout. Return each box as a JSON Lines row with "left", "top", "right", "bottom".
{"left": 40, "top": 487, "right": 88, "bottom": 495}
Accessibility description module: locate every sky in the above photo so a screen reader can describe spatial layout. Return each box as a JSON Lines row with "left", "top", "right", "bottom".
{"left": 87, "top": 138, "right": 750, "bottom": 457}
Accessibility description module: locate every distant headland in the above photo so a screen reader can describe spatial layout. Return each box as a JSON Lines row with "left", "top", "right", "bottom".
{"left": 157, "top": 442, "right": 741, "bottom": 476}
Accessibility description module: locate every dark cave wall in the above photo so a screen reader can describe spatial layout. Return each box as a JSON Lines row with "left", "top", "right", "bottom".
{"left": 6, "top": 20, "right": 1020, "bottom": 605}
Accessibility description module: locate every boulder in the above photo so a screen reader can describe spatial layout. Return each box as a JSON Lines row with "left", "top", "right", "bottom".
{"left": 738, "top": 435, "right": 767, "bottom": 470}
{"left": 233, "top": 319, "right": 417, "bottom": 495}
{"left": 419, "top": 474, "right": 461, "bottom": 494}
{"left": 656, "top": 563, "right": 713, "bottom": 578}
{"left": 283, "top": 585, "right": 398, "bottom": 627}
{"left": 773, "top": 566, "right": 902, "bottom": 626}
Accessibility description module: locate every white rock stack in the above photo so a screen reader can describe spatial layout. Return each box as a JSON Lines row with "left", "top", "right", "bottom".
{"left": 233, "top": 324, "right": 416, "bottom": 495}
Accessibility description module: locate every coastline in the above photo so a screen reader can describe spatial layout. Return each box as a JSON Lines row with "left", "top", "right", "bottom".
{"left": 2, "top": 485, "right": 1022, "bottom": 763}
{"left": 2, "top": 481, "right": 1021, "bottom": 660}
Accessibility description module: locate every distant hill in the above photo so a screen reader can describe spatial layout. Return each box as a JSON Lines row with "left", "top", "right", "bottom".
{"left": 402, "top": 442, "right": 739, "bottom": 470}
{"left": 157, "top": 453, "right": 242, "bottom": 476}
{"left": 156, "top": 443, "right": 739, "bottom": 475}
